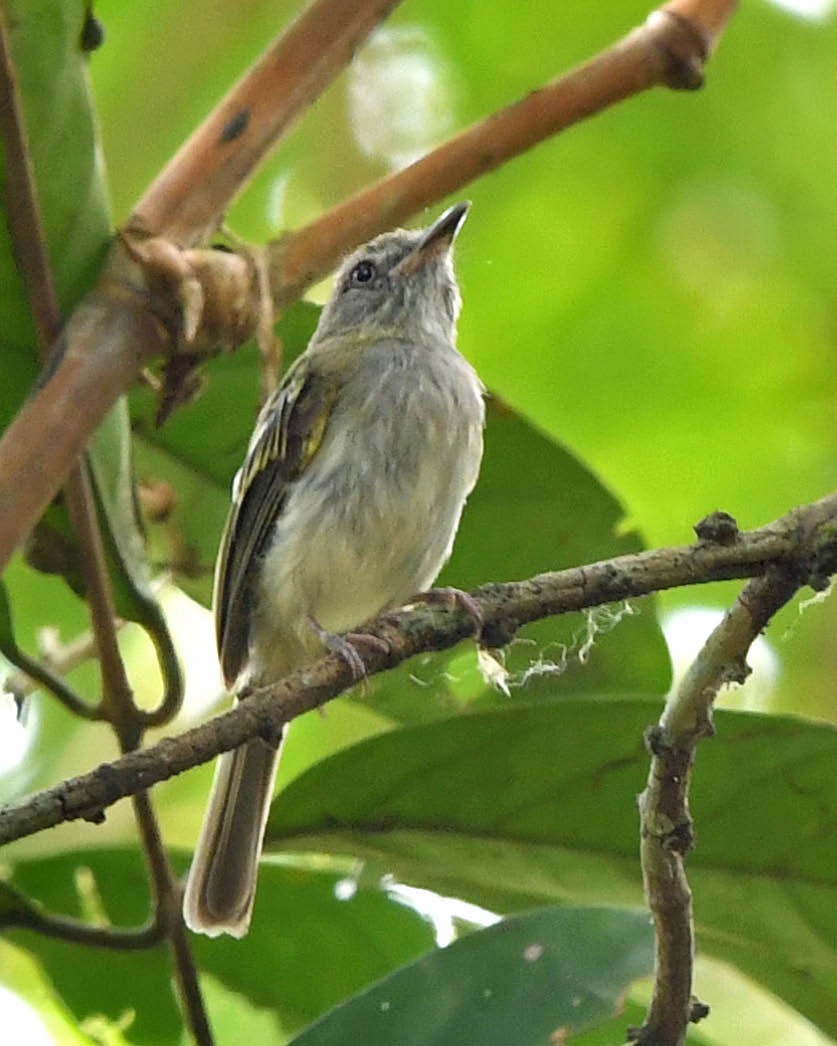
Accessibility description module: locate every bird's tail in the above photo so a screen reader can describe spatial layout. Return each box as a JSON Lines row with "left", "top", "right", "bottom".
{"left": 183, "top": 733, "right": 283, "bottom": 937}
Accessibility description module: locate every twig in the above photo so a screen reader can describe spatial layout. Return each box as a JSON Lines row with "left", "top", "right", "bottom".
{"left": 629, "top": 567, "right": 802, "bottom": 1046}
{"left": 129, "top": 0, "right": 404, "bottom": 246}
{"left": 2, "top": 906, "right": 165, "bottom": 950}
{"left": 1, "top": 496, "right": 834, "bottom": 847}
{"left": 1, "top": 633, "right": 104, "bottom": 721}
{"left": 0, "top": 0, "right": 740, "bottom": 574}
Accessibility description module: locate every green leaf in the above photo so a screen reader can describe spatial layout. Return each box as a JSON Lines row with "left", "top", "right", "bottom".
{"left": 0, "top": 2, "right": 179, "bottom": 710}
{"left": 5, "top": 849, "right": 435, "bottom": 1040}
{"left": 266, "top": 700, "right": 837, "bottom": 1035}
{"left": 0, "top": 0, "right": 110, "bottom": 427}
{"left": 5, "top": 850, "right": 182, "bottom": 1044}
{"left": 291, "top": 905, "right": 653, "bottom": 1045}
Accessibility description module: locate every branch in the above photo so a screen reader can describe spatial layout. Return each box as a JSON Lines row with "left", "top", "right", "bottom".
{"left": 2, "top": 905, "right": 165, "bottom": 951}
{"left": 1, "top": 495, "right": 833, "bottom": 847}
{"left": 268, "top": 0, "right": 737, "bottom": 307}
{"left": 629, "top": 566, "right": 802, "bottom": 1046}
{"left": 129, "top": 0, "right": 403, "bottom": 246}
{"left": 0, "top": 0, "right": 738, "bottom": 573}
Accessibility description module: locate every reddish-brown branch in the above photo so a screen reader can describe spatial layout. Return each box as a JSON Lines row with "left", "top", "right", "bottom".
{"left": 268, "top": 2, "right": 734, "bottom": 305}
{"left": 129, "top": 0, "right": 403, "bottom": 246}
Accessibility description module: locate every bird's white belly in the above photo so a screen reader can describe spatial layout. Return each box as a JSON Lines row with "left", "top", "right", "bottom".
{"left": 249, "top": 417, "right": 479, "bottom": 676}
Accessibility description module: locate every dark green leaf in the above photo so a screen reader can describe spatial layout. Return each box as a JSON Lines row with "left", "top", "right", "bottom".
{"left": 291, "top": 905, "right": 653, "bottom": 1046}
{"left": 267, "top": 700, "right": 837, "bottom": 1035}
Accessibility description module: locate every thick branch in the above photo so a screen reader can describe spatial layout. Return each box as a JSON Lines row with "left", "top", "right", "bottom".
{"left": 0, "top": 0, "right": 738, "bottom": 572}
{"left": 1, "top": 494, "right": 833, "bottom": 848}
{"left": 130, "top": 0, "right": 403, "bottom": 245}
{"left": 630, "top": 566, "right": 801, "bottom": 1046}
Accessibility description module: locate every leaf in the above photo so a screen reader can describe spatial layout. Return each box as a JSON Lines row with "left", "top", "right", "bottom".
{"left": 0, "top": 3, "right": 179, "bottom": 708}
{"left": 265, "top": 700, "right": 837, "bottom": 1036}
{"left": 290, "top": 905, "right": 654, "bottom": 1045}
{"left": 0, "top": 0, "right": 110, "bottom": 428}
{"left": 5, "top": 849, "right": 436, "bottom": 1040}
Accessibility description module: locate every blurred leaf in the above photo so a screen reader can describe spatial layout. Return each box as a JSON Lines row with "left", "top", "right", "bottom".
{"left": 191, "top": 862, "right": 435, "bottom": 1033}
{"left": 192, "top": 974, "right": 285, "bottom": 1046}
{"left": 291, "top": 905, "right": 654, "bottom": 1045}
{"left": 7, "top": 849, "right": 435, "bottom": 1040}
{"left": 6, "top": 849, "right": 180, "bottom": 1044}
{"left": 266, "top": 700, "right": 837, "bottom": 1035}
{"left": 0, "top": 939, "right": 98, "bottom": 1046}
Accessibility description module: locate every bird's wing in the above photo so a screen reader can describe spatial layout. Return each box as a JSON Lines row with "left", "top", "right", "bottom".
{"left": 213, "top": 358, "right": 336, "bottom": 687}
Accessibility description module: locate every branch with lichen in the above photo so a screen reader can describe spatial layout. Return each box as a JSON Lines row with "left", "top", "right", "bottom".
{"left": 628, "top": 567, "right": 803, "bottom": 1046}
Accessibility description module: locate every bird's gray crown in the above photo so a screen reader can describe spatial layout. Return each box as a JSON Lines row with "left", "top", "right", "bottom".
{"left": 313, "top": 205, "right": 468, "bottom": 345}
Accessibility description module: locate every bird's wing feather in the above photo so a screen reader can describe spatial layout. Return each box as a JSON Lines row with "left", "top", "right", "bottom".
{"left": 213, "top": 359, "right": 336, "bottom": 686}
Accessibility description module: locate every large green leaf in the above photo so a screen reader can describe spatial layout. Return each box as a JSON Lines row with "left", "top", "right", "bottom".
{"left": 0, "top": 1, "right": 179, "bottom": 711}
{"left": 0, "top": 0, "right": 110, "bottom": 420}
{"left": 6, "top": 849, "right": 435, "bottom": 1042}
{"left": 291, "top": 905, "right": 654, "bottom": 1045}
{"left": 265, "top": 700, "right": 837, "bottom": 1035}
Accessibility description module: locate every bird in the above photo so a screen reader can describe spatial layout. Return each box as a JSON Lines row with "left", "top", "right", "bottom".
{"left": 183, "top": 202, "right": 485, "bottom": 937}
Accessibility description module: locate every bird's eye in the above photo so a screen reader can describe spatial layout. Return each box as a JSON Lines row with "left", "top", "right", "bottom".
{"left": 350, "top": 260, "right": 376, "bottom": 285}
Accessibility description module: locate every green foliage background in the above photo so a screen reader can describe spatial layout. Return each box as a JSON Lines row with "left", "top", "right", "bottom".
{"left": 0, "top": 1, "right": 834, "bottom": 1043}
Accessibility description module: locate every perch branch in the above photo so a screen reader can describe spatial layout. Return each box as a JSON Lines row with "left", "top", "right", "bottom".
{"left": 0, "top": 0, "right": 738, "bottom": 573}
{"left": 629, "top": 566, "right": 802, "bottom": 1046}
{"left": 1, "top": 495, "right": 834, "bottom": 848}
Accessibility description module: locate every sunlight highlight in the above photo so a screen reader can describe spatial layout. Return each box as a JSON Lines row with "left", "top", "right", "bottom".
{"left": 765, "top": 0, "right": 835, "bottom": 20}
{"left": 662, "top": 606, "right": 780, "bottom": 711}
{"left": 347, "top": 26, "right": 456, "bottom": 170}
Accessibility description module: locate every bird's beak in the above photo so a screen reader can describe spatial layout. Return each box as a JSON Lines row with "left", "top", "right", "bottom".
{"left": 396, "top": 202, "right": 470, "bottom": 275}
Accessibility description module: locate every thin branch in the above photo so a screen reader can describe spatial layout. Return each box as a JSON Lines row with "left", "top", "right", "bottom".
{"left": 0, "top": 15, "right": 210, "bottom": 1040}
{"left": 0, "top": 0, "right": 739, "bottom": 574}
{"left": 129, "top": 0, "right": 404, "bottom": 246}
{"left": 132, "top": 790, "right": 213, "bottom": 1045}
{"left": 2, "top": 496, "right": 834, "bottom": 848}
{"left": 2, "top": 642, "right": 104, "bottom": 722}
{"left": 2, "top": 906, "right": 165, "bottom": 951}
{"left": 629, "top": 566, "right": 801, "bottom": 1046}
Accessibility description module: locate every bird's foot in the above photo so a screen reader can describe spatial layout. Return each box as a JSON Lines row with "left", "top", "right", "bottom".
{"left": 307, "top": 618, "right": 390, "bottom": 683}
{"left": 409, "top": 587, "right": 484, "bottom": 642}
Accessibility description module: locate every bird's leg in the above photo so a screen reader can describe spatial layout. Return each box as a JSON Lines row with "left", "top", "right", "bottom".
{"left": 307, "top": 617, "right": 390, "bottom": 684}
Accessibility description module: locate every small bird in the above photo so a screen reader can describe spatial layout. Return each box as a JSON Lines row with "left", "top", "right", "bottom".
{"left": 183, "top": 203, "right": 485, "bottom": 937}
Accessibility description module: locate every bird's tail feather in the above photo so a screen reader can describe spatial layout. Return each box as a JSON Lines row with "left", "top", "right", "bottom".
{"left": 183, "top": 734, "right": 283, "bottom": 938}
